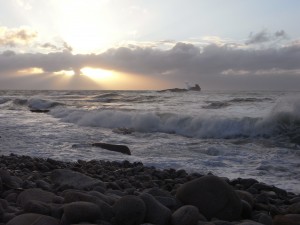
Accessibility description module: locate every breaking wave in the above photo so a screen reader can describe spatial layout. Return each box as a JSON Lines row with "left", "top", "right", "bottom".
{"left": 49, "top": 96, "right": 300, "bottom": 145}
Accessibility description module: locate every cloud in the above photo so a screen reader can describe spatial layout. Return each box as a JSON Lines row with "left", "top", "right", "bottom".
{"left": 40, "top": 41, "right": 73, "bottom": 52}
{"left": 0, "top": 26, "right": 37, "bottom": 47}
{"left": 1, "top": 41, "right": 300, "bottom": 90}
{"left": 246, "top": 29, "right": 288, "bottom": 45}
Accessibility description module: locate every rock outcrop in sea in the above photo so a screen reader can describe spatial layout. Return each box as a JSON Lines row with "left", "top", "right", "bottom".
{"left": 0, "top": 154, "right": 299, "bottom": 225}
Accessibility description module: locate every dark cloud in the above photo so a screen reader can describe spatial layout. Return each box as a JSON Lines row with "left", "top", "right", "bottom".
{"left": 246, "top": 29, "right": 288, "bottom": 45}
{"left": 1, "top": 41, "right": 300, "bottom": 90}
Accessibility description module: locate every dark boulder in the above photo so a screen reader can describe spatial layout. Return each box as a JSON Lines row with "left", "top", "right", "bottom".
{"left": 176, "top": 175, "right": 242, "bottom": 221}
{"left": 51, "top": 169, "right": 105, "bottom": 190}
{"left": 112, "top": 195, "right": 146, "bottom": 225}
{"left": 92, "top": 143, "right": 131, "bottom": 155}
{"left": 6, "top": 213, "right": 60, "bottom": 225}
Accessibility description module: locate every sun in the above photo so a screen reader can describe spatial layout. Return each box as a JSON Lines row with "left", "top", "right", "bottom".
{"left": 80, "top": 67, "right": 114, "bottom": 80}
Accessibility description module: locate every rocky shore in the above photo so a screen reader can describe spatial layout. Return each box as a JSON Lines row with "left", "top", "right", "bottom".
{"left": 0, "top": 154, "right": 299, "bottom": 225}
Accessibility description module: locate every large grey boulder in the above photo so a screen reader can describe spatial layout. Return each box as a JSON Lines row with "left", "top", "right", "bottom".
{"left": 140, "top": 193, "right": 171, "bottom": 225}
{"left": 112, "top": 195, "right": 146, "bottom": 225}
{"left": 171, "top": 205, "right": 206, "bottom": 225}
{"left": 176, "top": 175, "right": 242, "bottom": 221}
{"left": 51, "top": 169, "right": 105, "bottom": 190}
{"left": 7, "top": 213, "right": 60, "bottom": 225}
{"left": 62, "top": 201, "right": 102, "bottom": 224}
{"left": 17, "top": 188, "right": 58, "bottom": 207}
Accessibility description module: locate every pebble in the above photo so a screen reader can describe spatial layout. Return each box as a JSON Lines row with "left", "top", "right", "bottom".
{"left": 0, "top": 154, "right": 298, "bottom": 225}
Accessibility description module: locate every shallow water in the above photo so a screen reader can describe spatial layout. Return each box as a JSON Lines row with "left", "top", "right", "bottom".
{"left": 0, "top": 90, "right": 299, "bottom": 193}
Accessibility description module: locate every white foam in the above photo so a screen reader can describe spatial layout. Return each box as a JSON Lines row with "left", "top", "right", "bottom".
{"left": 49, "top": 95, "right": 300, "bottom": 143}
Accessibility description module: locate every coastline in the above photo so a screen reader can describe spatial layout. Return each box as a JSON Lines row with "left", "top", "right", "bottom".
{"left": 0, "top": 154, "right": 299, "bottom": 225}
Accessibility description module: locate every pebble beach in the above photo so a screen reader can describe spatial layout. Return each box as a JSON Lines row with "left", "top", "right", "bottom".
{"left": 0, "top": 154, "right": 299, "bottom": 225}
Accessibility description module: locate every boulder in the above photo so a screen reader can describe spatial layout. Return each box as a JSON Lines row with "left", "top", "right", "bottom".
{"left": 63, "top": 190, "right": 113, "bottom": 221}
{"left": 273, "top": 214, "right": 300, "bottom": 225}
{"left": 112, "top": 195, "right": 146, "bottom": 225}
{"left": 288, "top": 202, "right": 300, "bottom": 214}
{"left": 171, "top": 205, "right": 206, "bottom": 225}
{"left": 6, "top": 213, "right": 59, "bottom": 225}
{"left": 62, "top": 201, "right": 102, "bottom": 224}
{"left": 92, "top": 143, "right": 131, "bottom": 155}
{"left": 23, "top": 200, "right": 51, "bottom": 215}
{"left": 51, "top": 169, "right": 105, "bottom": 190}
{"left": 140, "top": 193, "right": 171, "bottom": 225}
{"left": 236, "top": 190, "right": 254, "bottom": 207}
{"left": 176, "top": 175, "right": 242, "bottom": 221}
{"left": 17, "top": 188, "right": 58, "bottom": 207}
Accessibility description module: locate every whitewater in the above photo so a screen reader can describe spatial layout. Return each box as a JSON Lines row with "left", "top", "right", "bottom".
{"left": 0, "top": 90, "right": 299, "bottom": 193}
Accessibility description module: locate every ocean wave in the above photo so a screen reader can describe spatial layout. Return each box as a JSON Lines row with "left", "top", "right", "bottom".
{"left": 229, "top": 97, "right": 272, "bottom": 103}
{"left": 0, "top": 97, "right": 11, "bottom": 105}
{"left": 203, "top": 101, "right": 231, "bottom": 109}
{"left": 27, "top": 98, "right": 62, "bottom": 110}
{"left": 49, "top": 96, "right": 300, "bottom": 145}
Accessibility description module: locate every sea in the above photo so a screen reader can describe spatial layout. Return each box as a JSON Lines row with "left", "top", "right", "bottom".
{"left": 0, "top": 90, "right": 299, "bottom": 193}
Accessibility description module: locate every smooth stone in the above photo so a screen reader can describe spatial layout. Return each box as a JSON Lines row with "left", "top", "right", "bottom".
{"left": 257, "top": 214, "right": 273, "bottom": 225}
{"left": 17, "top": 188, "right": 58, "bottom": 207}
{"left": 171, "top": 205, "right": 206, "bottom": 225}
{"left": 273, "top": 214, "right": 300, "bottom": 225}
{"left": 288, "top": 202, "right": 300, "bottom": 214}
{"left": 241, "top": 200, "right": 252, "bottom": 219}
{"left": 62, "top": 201, "right": 102, "bottom": 224}
{"left": 63, "top": 190, "right": 113, "bottom": 221}
{"left": 176, "top": 175, "right": 242, "bottom": 221}
{"left": 112, "top": 195, "right": 146, "bottom": 225}
{"left": 140, "top": 193, "right": 171, "bottom": 225}
{"left": 236, "top": 190, "right": 255, "bottom": 207}
{"left": 51, "top": 169, "right": 105, "bottom": 190}
{"left": 92, "top": 142, "right": 131, "bottom": 155}
{"left": 6, "top": 213, "right": 60, "bottom": 225}
{"left": 23, "top": 200, "right": 51, "bottom": 215}
{"left": 238, "top": 222, "right": 264, "bottom": 225}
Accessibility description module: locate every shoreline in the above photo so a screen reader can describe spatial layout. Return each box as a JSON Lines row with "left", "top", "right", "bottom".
{"left": 0, "top": 153, "right": 299, "bottom": 225}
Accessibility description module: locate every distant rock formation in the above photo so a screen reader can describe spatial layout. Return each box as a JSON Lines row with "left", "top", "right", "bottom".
{"left": 158, "top": 84, "right": 201, "bottom": 93}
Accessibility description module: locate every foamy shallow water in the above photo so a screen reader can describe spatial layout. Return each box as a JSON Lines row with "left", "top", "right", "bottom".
{"left": 0, "top": 90, "right": 300, "bottom": 193}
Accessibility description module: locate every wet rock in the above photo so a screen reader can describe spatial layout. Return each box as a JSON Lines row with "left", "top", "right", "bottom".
{"left": 30, "top": 109, "right": 50, "bottom": 113}
{"left": 241, "top": 200, "right": 252, "bottom": 219}
{"left": 176, "top": 175, "right": 242, "bottom": 221}
{"left": 112, "top": 195, "right": 146, "bottom": 225}
{"left": 51, "top": 169, "right": 105, "bottom": 190}
{"left": 236, "top": 190, "right": 254, "bottom": 207}
{"left": 140, "top": 193, "right": 171, "bottom": 225}
{"left": 288, "top": 202, "right": 300, "bottom": 214}
{"left": 171, "top": 205, "right": 206, "bottom": 225}
{"left": 63, "top": 190, "right": 113, "bottom": 221}
{"left": 62, "top": 201, "right": 101, "bottom": 224}
{"left": 6, "top": 213, "right": 60, "bottom": 225}
{"left": 23, "top": 200, "right": 51, "bottom": 215}
{"left": 17, "top": 188, "right": 58, "bottom": 207}
{"left": 257, "top": 213, "right": 273, "bottom": 225}
{"left": 92, "top": 142, "right": 131, "bottom": 155}
{"left": 273, "top": 214, "right": 300, "bottom": 225}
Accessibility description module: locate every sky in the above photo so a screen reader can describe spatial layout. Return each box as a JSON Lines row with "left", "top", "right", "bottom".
{"left": 0, "top": 0, "right": 300, "bottom": 90}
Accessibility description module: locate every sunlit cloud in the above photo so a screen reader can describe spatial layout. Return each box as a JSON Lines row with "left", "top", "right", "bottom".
{"left": 17, "top": 67, "right": 44, "bottom": 75}
{"left": 0, "top": 26, "right": 37, "bottom": 47}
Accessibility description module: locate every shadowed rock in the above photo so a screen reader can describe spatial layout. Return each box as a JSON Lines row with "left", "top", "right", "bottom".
{"left": 92, "top": 142, "right": 131, "bottom": 155}
{"left": 112, "top": 195, "right": 146, "bottom": 225}
{"left": 6, "top": 213, "right": 59, "bottom": 225}
{"left": 51, "top": 169, "right": 105, "bottom": 190}
{"left": 176, "top": 175, "right": 242, "bottom": 221}
{"left": 30, "top": 109, "right": 50, "bottom": 113}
